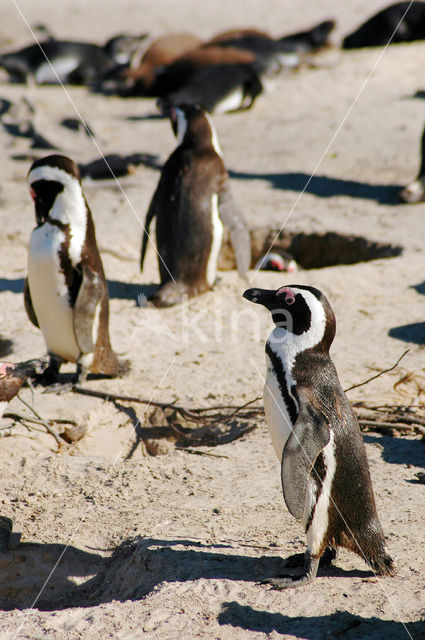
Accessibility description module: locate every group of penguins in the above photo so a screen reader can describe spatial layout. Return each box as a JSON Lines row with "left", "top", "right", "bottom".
{"left": 5, "top": 1, "right": 424, "bottom": 587}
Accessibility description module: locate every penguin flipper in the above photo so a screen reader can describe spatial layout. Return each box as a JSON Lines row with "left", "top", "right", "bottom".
{"left": 140, "top": 196, "right": 157, "bottom": 271}
{"left": 73, "top": 263, "right": 106, "bottom": 354}
{"left": 23, "top": 277, "right": 39, "bottom": 328}
{"left": 218, "top": 181, "right": 251, "bottom": 277}
{"left": 281, "top": 389, "right": 330, "bottom": 520}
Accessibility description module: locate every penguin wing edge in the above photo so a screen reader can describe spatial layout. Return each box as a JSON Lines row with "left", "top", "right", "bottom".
{"left": 23, "top": 277, "right": 39, "bottom": 328}
{"left": 281, "top": 394, "right": 330, "bottom": 520}
{"left": 140, "top": 196, "right": 157, "bottom": 271}
{"left": 73, "top": 264, "right": 106, "bottom": 354}
{"left": 218, "top": 182, "right": 251, "bottom": 277}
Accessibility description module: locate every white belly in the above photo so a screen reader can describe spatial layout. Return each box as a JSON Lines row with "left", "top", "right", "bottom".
{"left": 214, "top": 87, "right": 244, "bottom": 114}
{"left": 263, "top": 368, "right": 294, "bottom": 461}
{"left": 28, "top": 224, "right": 80, "bottom": 362}
{"left": 35, "top": 57, "right": 79, "bottom": 83}
{"left": 206, "top": 193, "right": 224, "bottom": 287}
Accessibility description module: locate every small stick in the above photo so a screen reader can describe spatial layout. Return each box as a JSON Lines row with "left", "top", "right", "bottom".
{"left": 177, "top": 447, "right": 229, "bottom": 459}
{"left": 345, "top": 350, "right": 410, "bottom": 392}
{"left": 5, "top": 409, "right": 62, "bottom": 446}
{"left": 358, "top": 420, "right": 416, "bottom": 431}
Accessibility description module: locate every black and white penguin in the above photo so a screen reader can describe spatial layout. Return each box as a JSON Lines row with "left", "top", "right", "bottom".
{"left": 0, "top": 34, "right": 147, "bottom": 85}
{"left": 0, "top": 359, "right": 46, "bottom": 417}
{"left": 25, "top": 154, "right": 125, "bottom": 386}
{"left": 243, "top": 284, "right": 394, "bottom": 588}
{"left": 342, "top": 1, "right": 425, "bottom": 49}
{"left": 141, "top": 103, "right": 251, "bottom": 306}
{"left": 399, "top": 120, "right": 425, "bottom": 203}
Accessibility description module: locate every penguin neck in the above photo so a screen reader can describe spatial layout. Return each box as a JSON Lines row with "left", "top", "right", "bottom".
{"left": 48, "top": 186, "right": 87, "bottom": 267}
{"left": 267, "top": 313, "right": 327, "bottom": 374}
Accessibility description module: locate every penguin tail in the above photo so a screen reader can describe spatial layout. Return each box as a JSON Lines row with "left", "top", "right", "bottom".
{"left": 368, "top": 550, "right": 395, "bottom": 577}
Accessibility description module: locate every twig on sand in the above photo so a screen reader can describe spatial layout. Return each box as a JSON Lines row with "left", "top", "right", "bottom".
{"left": 344, "top": 350, "right": 410, "bottom": 392}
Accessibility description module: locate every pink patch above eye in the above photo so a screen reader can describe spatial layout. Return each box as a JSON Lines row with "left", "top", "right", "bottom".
{"left": 276, "top": 286, "right": 295, "bottom": 304}
{"left": 0, "top": 362, "right": 13, "bottom": 378}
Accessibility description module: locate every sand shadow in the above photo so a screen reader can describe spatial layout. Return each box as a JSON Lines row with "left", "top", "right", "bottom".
{"left": 228, "top": 170, "right": 403, "bottom": 205}
{"left": 0, "top": 536, "right": 372, "bottom": 611}
{"left": 388, "top": 322, "right": 425, "bottom": 345}
{"left": 218, "top": 601, "right": 425, "bottom": 639}
{"left": 107, "top": 280, "right": 157, "bottom": 302}
{"left": 0, "top": 277, "right": 24, "bottom": 294}
{"left": 364, "top": 434, "right": 425, "bottom": 468}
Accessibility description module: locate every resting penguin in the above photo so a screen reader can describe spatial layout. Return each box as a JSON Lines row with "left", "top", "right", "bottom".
{"left": 243, "top": 285, "right": 394, "bottom": 588}
{"left": 25, "top": 154, "right": 126, "bottom": 387}
{"left": 141, "top": 103, "right": 250, "bottom": 306}
{"left": 342, "top": 1, "right": 425, "bottom": 49}
{"left": 0, "top": 359, "right": 46, "bottom": 417}
{"left": 0, "top": 34, "right": 147, "bottom": 85}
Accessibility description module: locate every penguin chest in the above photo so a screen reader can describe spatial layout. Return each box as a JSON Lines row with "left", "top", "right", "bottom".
{"left": 205, "top": 193, "right": 224, "bottom": 287}
{"left": 28, "top": 224, "right": 80, "bottom": 362}
{"left": 263, "top": 353, "right": 298, "bottom": 461}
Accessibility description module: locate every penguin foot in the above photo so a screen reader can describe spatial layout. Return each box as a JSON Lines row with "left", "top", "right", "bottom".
{"left": 263, "top": 574, "right": 315, "bottom": 590}
{"left": 42, "top": 381, "right": 74, "bottom": 394}
{"left": 262, "top": 552, "right": 320, "bottom": 589}
{"left": 34, "top": 355, "right": 62, "bottom": 387}
{"left": 284, "top": 546, "right": 338, "bottom": 568}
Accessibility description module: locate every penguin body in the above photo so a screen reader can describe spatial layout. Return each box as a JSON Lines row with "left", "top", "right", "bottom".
{"left": 163, "top": 63, "right": 263, "bottom": 114}
{"left": 0, "top": 35, "right": 146, "bottom": 85}
{"left": 343, "top": 1, "right": 425, "bottom": 49}
{"left": 141, "top": 104, "right": 250, "bottom": 306}
{"left": 25, "top": 154, "right": 124, "bottom": 385}
{"left": 243, "top": 285, "right": 394, "bottom": 587}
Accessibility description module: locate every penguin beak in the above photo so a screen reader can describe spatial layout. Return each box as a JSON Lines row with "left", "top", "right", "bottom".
{"left": 243, "top": 288, "right": 277, "bottom": 307}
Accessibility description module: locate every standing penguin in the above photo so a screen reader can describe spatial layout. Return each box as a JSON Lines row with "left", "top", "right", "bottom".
{"left": 25, "top": 154, "right": 125, "bottom": 387}
{"left": 141, "top": 103, "right": 250, "bottom": 306}
{"left": 243, "top": 285, "right": 394, "bottom": 588}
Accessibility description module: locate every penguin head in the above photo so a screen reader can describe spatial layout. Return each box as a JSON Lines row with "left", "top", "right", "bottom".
{"left": 27, "top": 154, "right": 85, "bottom": 226}
{"left": 243, "top": 284, "right": 335, "bottom": 352}
{"left": 255, "top": 251, "right": 297, "bottom": 272}
{"left": 158, "top": 100, "right": 222, "bottom": 153}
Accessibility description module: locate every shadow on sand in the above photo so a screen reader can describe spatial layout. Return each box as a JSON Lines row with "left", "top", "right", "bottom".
{"left": 0, "top": 536, "right": 373, "bottom": 611}
{"left": 228, "top": 170, "right": 403, "bottom": 205}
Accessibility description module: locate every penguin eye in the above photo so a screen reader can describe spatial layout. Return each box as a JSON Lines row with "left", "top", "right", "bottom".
{"left": 285, "top": 295, "right": 295, "bottom": 305}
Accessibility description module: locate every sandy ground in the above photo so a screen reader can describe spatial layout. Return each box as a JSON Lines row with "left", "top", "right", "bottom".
{"left": 0, "top": 1, "right": 425, "bottom": 638}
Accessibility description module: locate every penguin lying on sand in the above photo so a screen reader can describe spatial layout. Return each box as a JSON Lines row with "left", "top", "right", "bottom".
{"left": 0, "top": 359, "right": 46, "bottom": 417}
{"left": 25, "top": 154, "right": 126, "bottom": 387}
{"left": 243, "top": 284, "right": 394, "bottom": 588}
{"left": 0, "top": 34, "right": 147, "bottom": 85}
{"left": 141, "top": 103, "right": 250, "bottom": 306}
{"left": 343, "top": 1, "right": 425, "bottom": 49}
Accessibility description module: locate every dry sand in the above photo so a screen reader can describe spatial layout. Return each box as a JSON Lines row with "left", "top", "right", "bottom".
{"left": 0, "top": 1, "right": 425, "bottom": 638}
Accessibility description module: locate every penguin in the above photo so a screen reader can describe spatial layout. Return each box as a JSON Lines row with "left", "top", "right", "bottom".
{"left": 0, "top": 359, "right": 46, "bottom": 417}
{"left": 255, "top": 251, "right": 297, "bottom": 273}
{"left": 342, "top": 1, "right": 425, "bottom": 49}
{"left": 399, "top": 120, "right": 425, "bottom": 203}
{"left": 0, "top": 34, "right": 147, "bottom": 85}
{"left": 141, "top": 103, "right": 250, "bottom": 306}
{"left": 243, "top": 284, "right": 394, "bottom": 588}
{"left": 163, "top": 63, "right": 263, "bottom": 114}
{"left": 25, "top": 154, "right": 126, "bottom": 387}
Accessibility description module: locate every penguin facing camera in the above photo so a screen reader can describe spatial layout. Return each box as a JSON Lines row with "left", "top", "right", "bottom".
{"left": 243, "top": 284, "right": 394, "bottom": 588}
{"left": 25, "top": 154, "right": 127, "bottom": 389}
{"left": 141, "top": 103, "right": 251, "bottom": 306}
